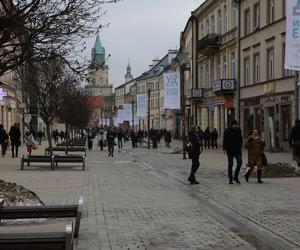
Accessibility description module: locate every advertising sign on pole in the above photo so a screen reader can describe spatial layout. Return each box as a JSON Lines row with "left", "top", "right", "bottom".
{"left": 285, "top": 0, "right": 300, "bottom": 70}
{"left": 136, "top": 94, "right": 147, "bottom": 117}
{"left": 163, "top": 72, "right": 181, "bottom": 110}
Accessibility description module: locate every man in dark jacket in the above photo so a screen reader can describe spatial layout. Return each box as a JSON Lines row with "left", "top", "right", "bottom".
{"left": 0, "top": 124, "right": 8, "bottom": 157}
{"left": 204, "top": 127, "right": 211, "bottom": 149}
{"left": 164, "top": 130, "right": 172, "bottom": 148}
{"left": 9, "top": 123, "right": 21, "bottom": 158}
{"left": 117, "top": 129, "right": 123, "bottom": 150}
{"left": 187, "top": 127, "right": 201, "bottom": 185}
{"left": 107, "top": 128, "right": 116, "bottom": 157}
{"left": 223, "top": 120, "right": 243, "bottom": 184}
{"left": 289, "top": 119, "right": 300, "bottom": 167}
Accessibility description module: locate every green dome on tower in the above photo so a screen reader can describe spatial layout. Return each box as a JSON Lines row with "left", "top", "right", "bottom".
{"left": 91, "top": 35, "right": 105, "bottom": 66}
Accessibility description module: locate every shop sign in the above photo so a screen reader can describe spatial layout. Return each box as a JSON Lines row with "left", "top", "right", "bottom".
{"left": 243, "top": 98, "right": 260, "bottom": 106}
{"left": 285, "top": 0, "right": 300, "bottom": 70}
{"left": 212, "top": 79, "right": 236, "bottom": 93}
{"left": 263, "top": 83, "right": 275, "bottom": 94}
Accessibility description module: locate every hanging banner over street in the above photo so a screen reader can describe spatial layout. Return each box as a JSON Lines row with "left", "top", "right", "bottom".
{"left": 117, "top": 109, "right": 124, "bottom": 124}
{"left": 123, "top": 103, "right": 132, "bottom": 121}
{"left": 136, "top": 94, "right": 147, "bottom": 117}
{"left": 113, "top": 117, "right": 118, "bottom": 126}
{"left": 163, "top": 72, "right": 181, "bottom": 110}
{"left": 285, "top": 0, "right": 300, "bottom": 70}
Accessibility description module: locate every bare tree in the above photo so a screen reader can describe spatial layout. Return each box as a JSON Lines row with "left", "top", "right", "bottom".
{"left": 0, "top": 0, "right": 119, "bottom": 76}
{"left": 57, "top": 75, "right": 93, "bottom": 138}
{"left": 25, "top": 58, "right": 69, "bottom": 155}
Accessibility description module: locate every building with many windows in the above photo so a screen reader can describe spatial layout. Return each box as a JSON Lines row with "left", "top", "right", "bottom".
{"left": 185, "top": 0, "right": 238, "bottom": 138}
{"left": 239, "top": 0, "right": 293, "bottom": 151}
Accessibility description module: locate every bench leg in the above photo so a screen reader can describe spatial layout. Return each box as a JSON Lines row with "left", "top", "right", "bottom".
{"left": 21, "top": 158, "right": 24, "bottom": 170}
{"left": 74, "top": 211, "right": 81, "bottom": 238}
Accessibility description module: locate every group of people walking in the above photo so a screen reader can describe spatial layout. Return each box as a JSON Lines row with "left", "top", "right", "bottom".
{"left": 187, "top": 120, "right": 266, "bottom": 185}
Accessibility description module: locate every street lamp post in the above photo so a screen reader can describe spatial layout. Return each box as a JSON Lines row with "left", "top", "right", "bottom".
{"left": 147, "top": 88, "right": 151, "bottom": 149}
{"left": 131, "top": 99, "right": 134, "bottom": 131}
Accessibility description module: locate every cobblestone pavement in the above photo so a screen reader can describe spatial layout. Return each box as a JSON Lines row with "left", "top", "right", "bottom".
{"left": 0, "top": 140, "right": 300, "bottom": 249}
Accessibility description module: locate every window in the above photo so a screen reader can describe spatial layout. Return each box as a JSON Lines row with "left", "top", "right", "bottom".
{"left": 200, "top": 65, "right": 204, "bottom": 86}
{"left": 245, "top": 9, "right": 251, "bottom": 35}
{"left": 206, "top": 18, "right": 210, "bottom": 35}
{"left": 205, "top": 62, "right": 209, "bottom": 88}
{"left": 253, "top": 3, "right": 260, "bottom": 29}
{"left": 201, "top": 22, "right": 204, "bottom": 38}
{"left": 223, "top": 5, "right": 227, "bottom": 33}
{"left": 230, "top": 51, "right": 235, "bottom": 78}
{"left": 268, "top": 0, "right": 275, "bottom": 24}
{"left": 253, "top": 54, "right": 260, "bottom": 83}
{"left": 231, "top": 0, "right": 237, "bottom": 29}
{"left": 244, "top": 57, "right": 250, "bottom": 85}
{"left": 210, "top": 58, "right": 215, "bottom": 83}
{"left": 267, "top": 48, "right": 274, "bottom": 80}
{"left": 223, "top": 56, "right": 227, "bottom": 78}
{"left": 211, "top": 15, "right": 215, "bottom": 33}
{"left": 218, "top": 9, "right": 222, "bottom": 34}
{"left": 217, "top": 55, "right": 221, "bottom": 79}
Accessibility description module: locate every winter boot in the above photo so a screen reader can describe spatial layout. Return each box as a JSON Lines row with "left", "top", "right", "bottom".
{"left": 257, "top": 169, "right": 264, "bottom": 183}
{"left": 244, "top": 168, "right": 253, "bottom": 182}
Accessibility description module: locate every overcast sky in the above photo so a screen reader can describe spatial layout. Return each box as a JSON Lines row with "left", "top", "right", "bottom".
{"left": 84, "top": 0, "right": 203, "bottom": 88}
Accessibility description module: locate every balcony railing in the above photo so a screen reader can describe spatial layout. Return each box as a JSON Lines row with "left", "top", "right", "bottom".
{"left": 187, "top": 88, "right": 203, "bottom": 100}
{"left": 212, "top": 79, "right": 236, "bottom": 94}
{"left": 197, "top": 34, "right": 222, "bottom": 56}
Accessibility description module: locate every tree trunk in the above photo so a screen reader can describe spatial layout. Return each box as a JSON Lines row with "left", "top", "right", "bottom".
{"left": 46, "top": 123, "right": 53, "bottom": 156}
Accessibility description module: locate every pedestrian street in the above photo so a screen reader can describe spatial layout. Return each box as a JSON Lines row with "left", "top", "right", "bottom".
{"left": 1, "top": 141, "right": 300, "bottom": 250}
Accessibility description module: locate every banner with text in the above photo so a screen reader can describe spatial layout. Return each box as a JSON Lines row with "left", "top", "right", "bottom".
{"left": 117, "top": 109, "right": 124, "bottom": 124}
{"left": 285, "top": 0, "right": 300, "bottom": 70}
{"left": 136, "top": 94, "right": 147, "bottom": 117}
{"left": 163, "top": 72, "right": 181, "bottom": 110}
{"left": 123, "top": 103, "right": 132, "bottom": 121}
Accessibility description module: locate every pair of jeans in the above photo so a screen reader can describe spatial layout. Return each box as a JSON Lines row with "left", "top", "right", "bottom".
{"left": 11, "top": 144, "right": 19, "bottom": 157}
{"left": 189, "top": 155, "right": 200, "bottom": 182}
{"left": 227, "top": 152, "right": 242, "bottom": 180}
{"left": 108, "top": 143, "right": 114, "bottom": 156}
{"left": 118, "top": 139, "right": 122, "bottom": 149}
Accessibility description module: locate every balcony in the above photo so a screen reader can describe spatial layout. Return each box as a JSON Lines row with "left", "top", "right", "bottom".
{"left": 212, "top": 79, "right": 236, "bottom": 95}
{"left": 197, "top": 34, "right": 221, "bottom": 56}
{"left": 187, "top": 88, "right": 203, "bottom": 100}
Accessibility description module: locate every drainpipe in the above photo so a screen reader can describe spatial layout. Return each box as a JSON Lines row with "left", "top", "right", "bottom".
{"left": 237, "top": 0, "right": 241, "bottom": 125}
{"left": 295, "top": 72, "right": 299, "bottom": 120}
{"left": 191, "top": 13, "right": 199, "bottom": 126}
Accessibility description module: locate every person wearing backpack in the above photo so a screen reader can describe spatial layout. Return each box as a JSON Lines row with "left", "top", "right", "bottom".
{"left": 187, "top": 127, "right": 201, "bottom": 185}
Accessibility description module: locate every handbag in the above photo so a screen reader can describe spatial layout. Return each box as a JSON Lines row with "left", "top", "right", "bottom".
{"left": 32, "top": 143, "right": 38, "bottom": 150}
{"left": 261, "top": 153, "right": 268, "bottom": 166}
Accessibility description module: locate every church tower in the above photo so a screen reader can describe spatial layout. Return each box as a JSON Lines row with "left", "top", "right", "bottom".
{"left": 91, "top": 35, "right": 105, "bottom": 67}
{"left": 124, "top": 61, "right": 133, "bottom": 83}
{"left": 87, "top": 35, "right": 113, "bottom": 126}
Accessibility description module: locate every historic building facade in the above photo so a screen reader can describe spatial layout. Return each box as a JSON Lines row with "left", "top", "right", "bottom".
{"left": 87, "top": 35, "right": 113, "bottom": 125}
{"left": 188, "top": 0, "right": 238, "bottom": 139}
{"left": 240, "top": 0, "right": 293, "bottom": 151}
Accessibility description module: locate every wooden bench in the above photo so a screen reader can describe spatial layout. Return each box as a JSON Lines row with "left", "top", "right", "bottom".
{"left": 0, "top": 223, "right": 74, "bottom": 250}
{"left": 0, "top": 196, "right": 83, "bottom": 238}
{"left": 53, "top": 155, "right": 85, "bottom": 170}
{"left": 65, "top": 147, "right": 86, "bottom": 156}
{"left": 45, "top": 147, "right": 67, "bottom": 156}
{"left": 21, "top": 155, "right": 54, "bottom": 170}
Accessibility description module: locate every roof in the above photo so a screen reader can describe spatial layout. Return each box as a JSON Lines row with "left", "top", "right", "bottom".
{"left": 136, "top": 51, "right": 178, "bottom": 82}
{"left": 92, "top": 35, "right": 105, "bottom": 55}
